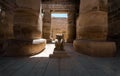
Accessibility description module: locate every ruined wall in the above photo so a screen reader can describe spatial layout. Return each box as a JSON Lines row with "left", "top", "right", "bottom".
{"left": 51, "top": 17, "right": 68, "bottom": 41}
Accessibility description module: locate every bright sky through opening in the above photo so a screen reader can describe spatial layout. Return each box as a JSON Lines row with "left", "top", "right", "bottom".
{"left": 51, "top": 13, "right": 68, "bottom": 18}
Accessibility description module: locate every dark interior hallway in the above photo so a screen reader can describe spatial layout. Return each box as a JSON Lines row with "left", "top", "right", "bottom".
{"left": 0, "top": 0, "right": 120, "bottom": 76}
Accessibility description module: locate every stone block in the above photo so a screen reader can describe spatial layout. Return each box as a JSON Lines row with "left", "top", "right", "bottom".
{"left": 49, "top": 51, "right": 69, "bottom": 58}
{"left": 3, "top": 39, "right": 46, "bottom": 56}
{"left": 73, "top": 40, "right": 116, "bottom": 57}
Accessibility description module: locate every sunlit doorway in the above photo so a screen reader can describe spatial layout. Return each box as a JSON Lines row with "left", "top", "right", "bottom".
{"left": 51, "top": 12, "right": 68, "bottom": 42}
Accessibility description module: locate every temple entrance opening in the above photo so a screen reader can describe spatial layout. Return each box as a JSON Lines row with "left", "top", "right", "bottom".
{"left": 51, "top": 12, "right": 68, "bottom": 42}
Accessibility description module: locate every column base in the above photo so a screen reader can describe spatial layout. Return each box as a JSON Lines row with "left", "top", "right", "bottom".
{"left": 73, "top": 39, "right": 116, "bottom": 57}
{"left": 3, "top": 39, "right": 46, "bottom": 56}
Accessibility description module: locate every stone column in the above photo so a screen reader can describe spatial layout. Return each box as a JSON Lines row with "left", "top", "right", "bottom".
{"left": 73, "top": 0, "right": 116, "bottom": 57}
{"left": 14, "top": 0, "right": 42, "bottom": 39}
{"left": 108, "top": 0, "right": 120, "bottom": 50}
{"left": 4, "top": 0, "right": 46, "bottom": 56}
{"left": 0, "top": 8, "right": 14, "bottom": 39}
{"left": 42, "top": 9, "right": 52, "bottom": 43}
{"left": 67, "top": 11, "right": 76, "bottom": 43}
{"left": 107, "top": 0, "right": 118, "bottom": 41}
{"left": 0, "top": 4, "right": 14, "bottom": 54}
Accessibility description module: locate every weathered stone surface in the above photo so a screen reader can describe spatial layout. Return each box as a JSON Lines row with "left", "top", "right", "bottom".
{"left": 73, "top": 0, "right": 116, "bottom": 57}
{"left": 108, "top": 0, "right": 120, "bottom": 41}
{"left": 67, "top": 11, "right": 76, "bottom": 43}
{"left": 76, "top": 0, "right": 108, "bottom": 40}
{"left": 77, "top": 11, "right": 108, "bottom": 40}
{"left": 107, "top": 0, "right": 120, "bottom": 51}
{"left": 50, "top": 34, "right": 69, "bottom": 58}
{"left": 3, "top": 39, "right": 46, "bottom": 56}
{"left": 16, "top": 0, "right": 41, "bottom": 10}
{"left": 51, "top": 18, "right": 68, "bottom": 41}
{"left": 73, "top": 40, "right": 116, "bottom": 57}
{"left": 54, "top": 34, "right": 64, "bottom": 50}
{"left": 0, "top": 7, "right": 14, "bottom": 39}
{"left": 0, "top": 1, "right": 16, "bottom": 54}
{"left": 42, "top": 1, "right": 76, "bottom": 10}
{"left": 42, "top": 1, "right": 77, "bottom": 43}
{"left": 14, "top": 0, "right": 42, "bottom": 39}
{"left": 80, "top": 0, "right": 107, "bottom": 13}
{"left": 42, "top": 9, "right": 52, "bottom": 42}
{"left": 14, "top": 9, "right": 41, "bottom": 39}
{"left": 4, "top": 0, "right": 46, "bottom": 56}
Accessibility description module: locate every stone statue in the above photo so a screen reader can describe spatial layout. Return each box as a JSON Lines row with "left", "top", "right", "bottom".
{"left": 49, "top": 34, "right": 69, "bottom": 58}
{"left": 54, "top": 34, "right": 64, "bottom": 50}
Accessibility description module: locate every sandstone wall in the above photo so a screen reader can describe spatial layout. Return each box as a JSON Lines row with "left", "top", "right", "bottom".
{"left": 42, "top": 9, "right": 51, "bottom": 42}
{"left": 74, "top": 0, "right": 116, "bottom": 57}
{"left": 108, "top": 0, "right": 120, "bottom": 41}
{"left": 42, "top": 1, "right": 77, "bottom": 43}
{"left": 0, "top": 1, "right": 16, "bottom": 54}
{"left": 3, "top": 0, "right": 46, "bottom": 56}
{"left": 0, "top": 9, "right": 14, "bottom": 39}
{"left": 108, "top": 0, "right": 120, "bottom": 51}
{"left": 51, "top": 17, "right": 68, "bottom": 41}
{"left": 16, "top": 0, "right": 40, "bottom": 10}
{"left": 67, "top": 11, "right": 76, "bottom": 42}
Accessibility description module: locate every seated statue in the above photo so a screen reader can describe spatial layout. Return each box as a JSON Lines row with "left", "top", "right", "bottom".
{"left": 54, "top": 34, "right": 64, "bottom": 50}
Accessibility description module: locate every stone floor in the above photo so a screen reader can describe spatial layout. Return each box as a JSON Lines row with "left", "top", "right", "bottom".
{"left": 0, "top": 43, "right": 120, "bottom": 76}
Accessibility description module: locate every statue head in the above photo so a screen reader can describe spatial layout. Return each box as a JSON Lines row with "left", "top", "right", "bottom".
{"left": 56, "top": 34, "right": 64, "bottom": 41}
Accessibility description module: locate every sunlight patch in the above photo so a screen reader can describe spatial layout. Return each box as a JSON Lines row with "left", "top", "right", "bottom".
{"left": 30, "top": 44, "right": 55, "bottom": 58}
